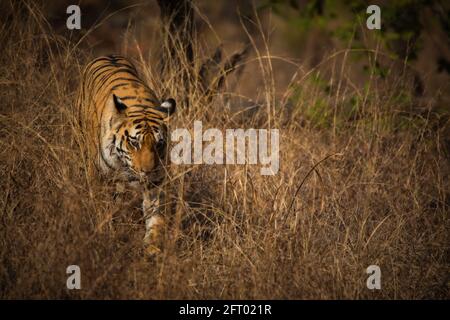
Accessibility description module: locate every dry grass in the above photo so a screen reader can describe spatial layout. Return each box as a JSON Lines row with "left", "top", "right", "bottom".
{"left": 0, "top": 2, "right": 449, "bottom": 299}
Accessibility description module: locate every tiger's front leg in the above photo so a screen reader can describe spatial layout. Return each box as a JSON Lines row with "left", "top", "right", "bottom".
{"left": 142, "top": 188, "right": 165, "bottom": 254}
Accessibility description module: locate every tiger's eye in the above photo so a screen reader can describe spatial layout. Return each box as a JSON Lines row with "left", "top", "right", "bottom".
{"left": 129, "top": 139, "right": 139, "bottom": 149}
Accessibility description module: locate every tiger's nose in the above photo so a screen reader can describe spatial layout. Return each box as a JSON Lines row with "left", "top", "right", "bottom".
{"left": 138, "top": 164, "right": 158, "bottom": 177}
{"left": 134, "top": 152, "right": 157, "bottom": 175}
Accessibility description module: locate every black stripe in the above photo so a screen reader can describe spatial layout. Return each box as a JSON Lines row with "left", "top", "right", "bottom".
{"left": 129, "top": 103, "right": 153, "bottom": 108}
{"left": 85, "top": 57, "right": 119, "bottom": 72}
{"left": 85, "top": 57, "right": 112, "bottom": 69}
{"left": 138, "top": 118, "right": 161, "bottom": 126}
{"left": 112, "top": 77, "right": 142, "bottom": 83}
{"left": 111, "top": 83, "right": 130, "bottom": 90}
{"left": 91, "top": 61, "right": 135, "bottom": 75}
{"left": 90, "top": 63, "right": 113, "bottom": 76}
{"left": 118, "top": 96, "right": 138, "bottom": 100}
{"left": 93, "top": 69, "right": 138, "bottom": 90}
{"left": 143, "top": 110, "right": 164, "bottom": 116}
{"left": 113, "top": 64, "right": 138, "bottom": 76}
{"left": 127, "top": 110, "right": 160, "bottom": 118}
{"left": 109, "top": 62, "right": 138, "bottom": 74}
{"left": 105, "top": 55, "right": 137, "bottom": 70}
{"left": 110, "top": 67, "right": 138, "bottom": 78}
{"left": 107, "top": 55, "right": 127, "bottom": 63}
{"left": 129, "top": 105, "right": 164, "bottom": 116}
{"left": 144, "top": 98, "right": 159, "bottom": 104}
{"left": 86, "top": 56, "right": 135, "bottom": 73}
{"left": 127, "top": 114, "right": 162, "bottom": 125}
{"left": 96, "top": 76, "right": 141, "bottom": 95}
{"left": 145, "top": 118, "right": 161, "bottom": 125}
{"left": 87, "top": 65, "right": 116, "bottom": 91}
{"left": 94, "top": 57, "right": 115, "bottom": 63}
{"left": 91, "top": 66, "right": 118, "bottom": 87}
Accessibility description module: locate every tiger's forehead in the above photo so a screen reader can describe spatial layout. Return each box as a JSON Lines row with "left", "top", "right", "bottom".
{"left": 113, "top": 85, "right": 159, "bottom": 106}
{"left": 118, "top": 120, "right": 147, "bottom": 136}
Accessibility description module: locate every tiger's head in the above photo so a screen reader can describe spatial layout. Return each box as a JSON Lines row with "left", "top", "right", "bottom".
{"left": 106, "top": 94, "right": 176, "bottom": 183}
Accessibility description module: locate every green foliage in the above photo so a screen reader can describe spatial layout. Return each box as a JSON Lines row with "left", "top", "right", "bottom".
{"left": 261, "top": 0, "right": 449, "bottom": 63}
{"left": 262, "top": 0, "right": 449, "bottom": 134}
{"left": 287, "top": 69, "right": 432, "bottom": 135}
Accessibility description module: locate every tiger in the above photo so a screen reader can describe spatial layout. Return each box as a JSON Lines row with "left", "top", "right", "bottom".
{"left": 76, "top": 54, "right": 176, "bottom": 254}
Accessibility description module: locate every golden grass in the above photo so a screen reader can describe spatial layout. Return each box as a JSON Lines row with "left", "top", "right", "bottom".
{"left": 0, "top": 1, "right": 448, "bottom": 299}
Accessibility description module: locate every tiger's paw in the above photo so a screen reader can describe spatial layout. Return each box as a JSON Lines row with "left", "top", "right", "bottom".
{"left": 143, "top": 215, "right": 165, "bottom": 255}
{"left": 144, "top": 243, "right": 161, "bottom": 256}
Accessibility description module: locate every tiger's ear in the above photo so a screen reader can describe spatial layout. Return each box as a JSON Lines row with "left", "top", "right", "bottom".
{"left": 113, "top": 94, "right": 127, "bottom": 113}
{"left": 155, "top": 98, "right": 176, "bottom": 119}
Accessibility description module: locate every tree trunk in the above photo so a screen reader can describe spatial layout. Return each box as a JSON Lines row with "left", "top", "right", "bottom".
{"left": 157, "top": 0, "right": 194, "bottom": 106}
{"left": 156, "top": 0, "right": 248, "bottom": 108}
